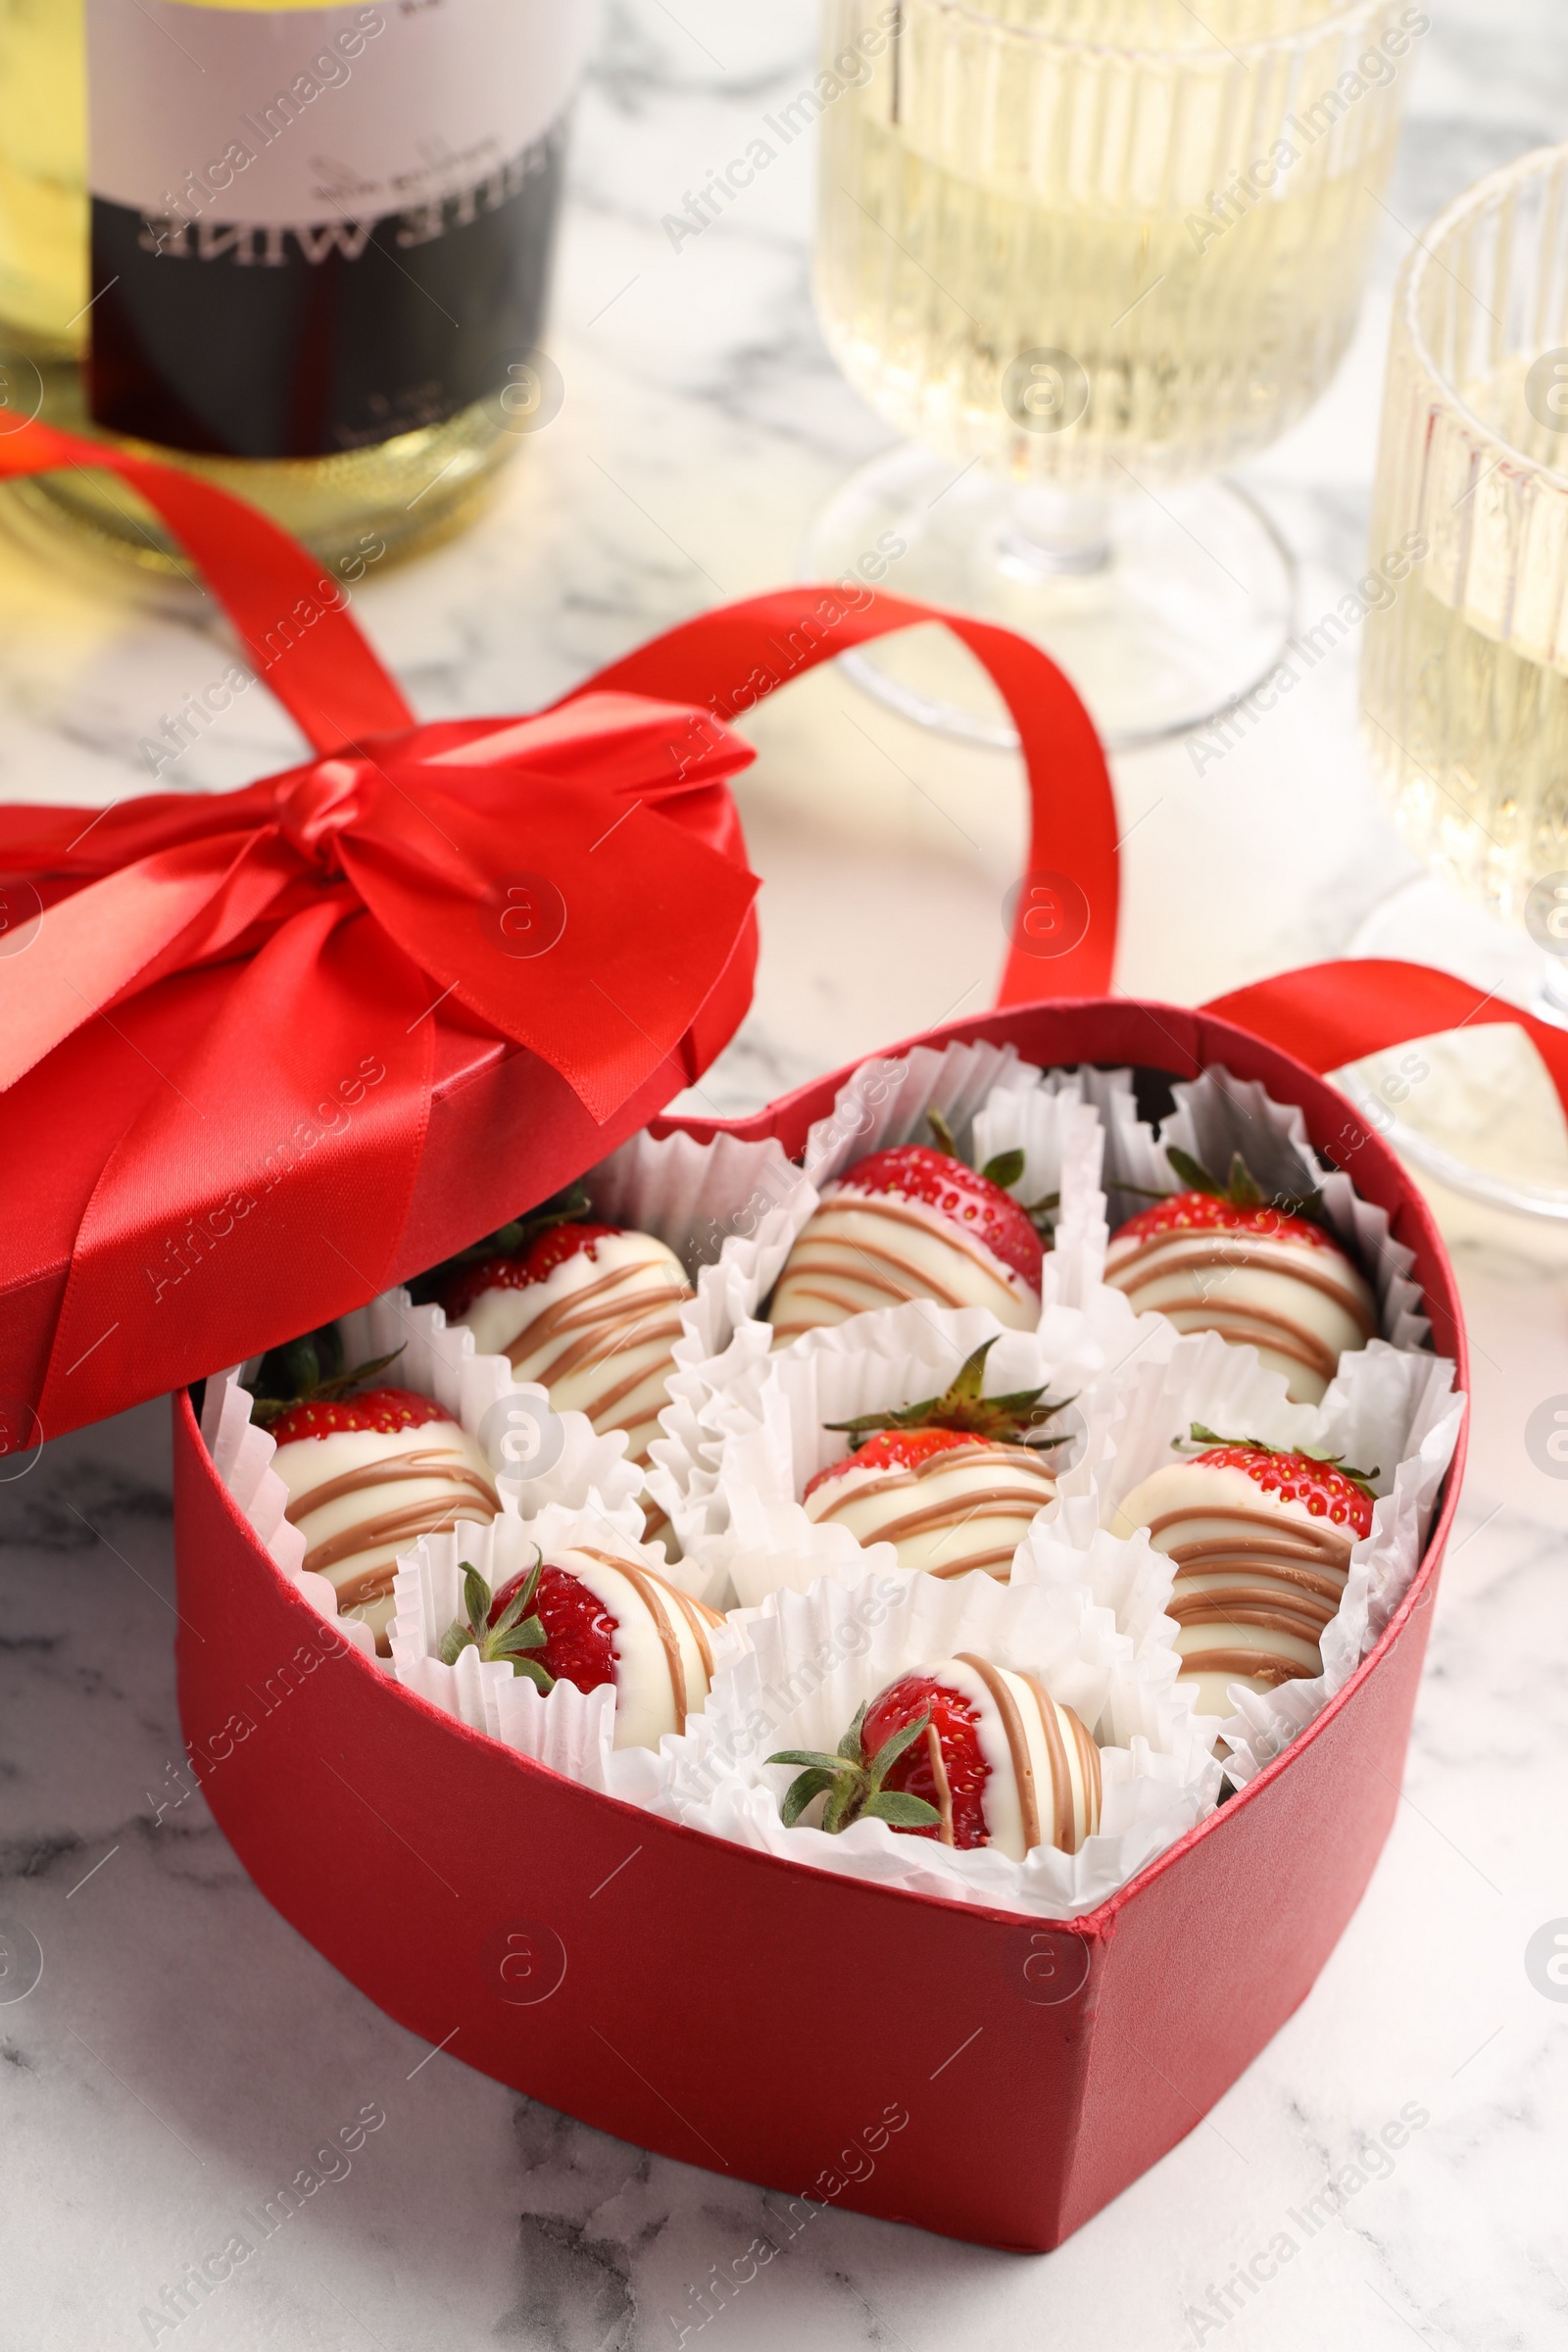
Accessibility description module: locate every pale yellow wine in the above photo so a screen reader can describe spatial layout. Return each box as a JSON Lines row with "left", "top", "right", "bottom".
{"left": 816, "top": 0, "right": 1416, "bottom": 488}
{"left": 1364, "top": 354, "right": 1568, "bottom": 924}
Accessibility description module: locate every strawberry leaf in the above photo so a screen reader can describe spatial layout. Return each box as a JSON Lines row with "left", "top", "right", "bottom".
{"left": 927, "top": 1107, "right": 960, "bottom": 1158}
{"left": 250, "top": 1338, "right": 406, "bottom": 1425}
{"left": 864, "top": 1789, "right": 943, "bottom": 1829}
{"left": 1164, "top": 1145, "right": 1225, "bottom": 1197}
{"left": 510, "top": 1656, "right": 556, "bottom": 1693}
{"left": 410, "top": 1183, "right": 595, "bottom": 1298}
{"left": 771, "top": 1704, "right": 943, "bottom": 1837}
{"left": 438, "top": 1622, "right": 476, "bottom": 1667}
{"left": 462, "top": 1562, "right": 493, "bottom": 1641}
{"left": 1226, "top": 1152, "right": 1265, "bottom": 1208}
{"left": 767, "top": 1747, "right": 856, "bottom": 1776}
{"left": 864, "top": 1709, "right": 931, "bottom": 1795}
{"left": 825, "top": 1338, "right": 1071, "bottom": 1451}
{"left": 981, "top": 1148, "right": 1026, "bottom": 1191}
{"left": 1024, "top": 1189, "right": 1060, "bottom": 1240}
{"left": 837, "top": 1701, "right": 869, "bottom": 1765}
{"left": 778, "top": 1767, "right": 837, "bottom": 1828}
{"left": 490, "top": 1586, "right": 530, "bottom": 1641}
{"left": 493, "top": 1618, "right": 548, "bottom": 1657}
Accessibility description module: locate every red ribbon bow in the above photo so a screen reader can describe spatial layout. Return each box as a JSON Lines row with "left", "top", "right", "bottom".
{"left": 2, "top": 419, "right": 1566, "bottom": 1444}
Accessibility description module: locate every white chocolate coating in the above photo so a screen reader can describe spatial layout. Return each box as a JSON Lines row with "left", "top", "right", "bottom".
{"left": 272, "top": 1420, "right": 500, "bottom": 1652}
{"left": 1111, "top": 1461, "right": 1356, "bottom": 1717}
{"left": 456, "top": 1232, "right": 693, "bottom": 1466}
{"left": 769, "top": 1190, "right": 1038, "bottom": 1343}
{"left": 1103, "top": 1220, "right": 1376, "bottom": 1405}
{"left": 805, "top": 1443, "right": 1058, "bottom": 1580}
{"left": 920, "top": 1656, "right": 1101, "bottom": 1859}
{"left": 550, "top": 1547, "right": 724, "bottom": 1750}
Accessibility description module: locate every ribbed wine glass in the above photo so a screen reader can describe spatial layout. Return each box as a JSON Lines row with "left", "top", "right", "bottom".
{"left": 1353, "top": 141, "right": 1568, "bottom": 1217}
{"left": 808, "top": 0, "right": 1424, "bottom": 747}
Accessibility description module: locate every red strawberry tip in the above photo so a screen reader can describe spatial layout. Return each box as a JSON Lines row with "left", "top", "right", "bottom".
{"left": 265, "top": 1384, "right": 456, "bottom": 1447}
{"left": 1174, "top": 1423, "right": 1379, "bottom": 1533}
{"left": 441, "top": 1221, "right": 624, "bottom": 1319}
{"left": 804, "top": 1425, "right": 983, "bottom": 1501}
{"left": 835, "top": 1143, "right": 1046, "bottom": 1291}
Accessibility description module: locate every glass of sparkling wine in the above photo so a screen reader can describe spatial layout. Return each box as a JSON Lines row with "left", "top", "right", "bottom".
{"left": 1355, "top": 143, "right": 1568, "bottom": 1218}
{"left": 809, "top": 0, "right": 1425, "bottom": 747}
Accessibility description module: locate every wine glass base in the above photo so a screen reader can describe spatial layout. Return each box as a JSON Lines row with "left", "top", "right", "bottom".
{"left": 804, "top": 444, "right": 1297, "bottom": 752}
{"left": 1344, "top": 877, "right": 1568, "bottom": 1219}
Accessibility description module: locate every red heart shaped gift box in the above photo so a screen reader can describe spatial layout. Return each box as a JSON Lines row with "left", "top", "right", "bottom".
{"left": 171, "top": 993, "right": 1466, "bottom": 2254}
{"left": 0, "top": 426, "right": 1521, "bottom": 2250}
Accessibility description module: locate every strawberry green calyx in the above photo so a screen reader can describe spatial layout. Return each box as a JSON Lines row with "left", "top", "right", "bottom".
{"left": 825, "top": 1336, "right": 1075, "bottom": 1453}
{"left": 446, "top": 1180, "right": 593, "bottom": 1269}
{"left": 768, "top": 1700, "right": 941, "bottom": 1834}
{"left": 1161, "top": 1145, "right": 1325, "bottom": 1228}
{"left": 250, "top": 1327, "right": 405, "bottom": 1428}
{"left": 926, "top": 1109, "right": 1058, "bottom": 1237}
{"left": 439, "top": 1555, "right": 555, "bottom": 1690}
{"left": 1178, "top": 1422, "right": 1381, "bottom": 1505}
{"left": 412, "top": 1182, "right": 595, "bottom": 1303}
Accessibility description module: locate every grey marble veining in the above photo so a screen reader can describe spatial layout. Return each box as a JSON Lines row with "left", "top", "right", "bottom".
{"left": 3, "top": 2, "right": 1568, "bottom": 2345}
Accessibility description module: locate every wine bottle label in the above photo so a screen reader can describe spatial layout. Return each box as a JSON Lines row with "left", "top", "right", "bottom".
{"left": 84, "top": 0, "right": 595, "bottom": 459}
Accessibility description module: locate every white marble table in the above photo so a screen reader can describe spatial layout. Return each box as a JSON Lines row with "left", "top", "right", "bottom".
{"left": 3, "top": 4, "right": 1568, "bottom": 2345}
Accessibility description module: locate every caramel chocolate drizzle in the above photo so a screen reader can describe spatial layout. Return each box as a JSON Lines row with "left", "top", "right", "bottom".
{"left": 285, "top": 1447, "right": 500, "bottom": 1528}
{"left": 924, "top": 1722, "right": 956, "bottom": 1847}
{"left": 956, "top": 1652, "right": 1041, "bottom": 1854}
{"left": 770, "top": 1196, "right": 1025, "bottom": 1338}
{"left": 1066, "top": 1703, "right": 1102, "bottom": 1845}
{"left": 1029, "top": 1671, "right": 1075, "bottom": 1855}
{"left": 501, "top": 1258, "right": 693, "bottom": 1462}
{"left": 1147, "top": 1502, "right": 1354, "bottom": 1566}
{"left": 306, "top": 1490, "right": 499, "bottom": 1582}
{"left": 1106, "top": 1230, "right": 1375, "bottom": 1340}
{"left": 1169, "top": 1592, "right": 1336, "bottom": 1643}
{"left": 808, "top": 1444, "right": 1056, "bottom": 1575}
{"left": 574, "top": 1548, "right": 724, "bottom": 1733}
{"left": 1179, "top": 1648, "right": 1311, "bottom": 1688}
{"left": 1155, "top": 1304, "right": 1338, "bottom": 1383}
{"left": 1151, "top": 1502, "right": 1354, "bottom": 1689}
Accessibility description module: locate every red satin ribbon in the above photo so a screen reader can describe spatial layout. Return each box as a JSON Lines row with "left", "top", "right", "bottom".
{"left": 0, "top": 424, "right": 1119, "bottom": 1435}
{"left": 1, "top": 421, "right": 1562, "bottom": 1441}
{"left": 1204, "top": 958, "right": 1568, "bottom": 1109}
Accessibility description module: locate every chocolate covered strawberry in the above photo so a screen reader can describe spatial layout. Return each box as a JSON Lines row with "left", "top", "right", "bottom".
{"left": 441, "top": 1189, "right": 694, "bottom": 1471}
{"left": 768, "top": 1110, "right": 1054, "bottom": 1344}
{"left": 440, "top": 1549, "right": 725, "bottom": 1749}
{"left": 261, "top": 1367, "right": 499, "bottom": 1655}
{"left": 1104, "top": 1149, "right": 1375, "bottom": 1405}
{"left": 803, "top": 1339, "right": 1072, "bottom": 1581}
{"left": 769, "top": 1657, "right": 1101, "bottom": 1858}
{"left": 1110, "top": 1424, "right": 1378, "bottom": 1715}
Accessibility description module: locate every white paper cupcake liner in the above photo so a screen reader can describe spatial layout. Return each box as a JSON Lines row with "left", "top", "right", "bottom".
{"left": 581, "top": 1128, "right": 820, "bottom": 1568}
{"left": 619, "top": 1043, "right": 1110, "bottom": 1551}
{"left": 198, "top": 1368, "right": 378, "bottom": 1659}
{"left": 1215, "top": 1358, "right": 1464, "bottom": 1785}
{"left": 1044, "top": 1328, "right": 1464, "bottom": 1780}
{"left": 666, "top": 1566, "right": 1222, "bottom": 1920}
{"left": 200, "top": 1287, "right": 649, "bottom": 1649}
{"left": 1079, "top": 1060, "right": 1427, "bottom": 1352}
{"left": 667, "top": 1292, "right": 1158, "bottom": 1610}
{"left": 385, "top": 1504, "right": 747, "bottom": 1808}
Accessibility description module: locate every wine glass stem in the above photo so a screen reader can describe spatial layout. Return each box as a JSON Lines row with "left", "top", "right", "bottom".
{"left": 998, "top": 486, "right": 1113, "bottom": 581}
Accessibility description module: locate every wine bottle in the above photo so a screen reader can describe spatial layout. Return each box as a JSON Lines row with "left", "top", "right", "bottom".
{"left": 0, "top": 0, "right": 595, "bottom": 573}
